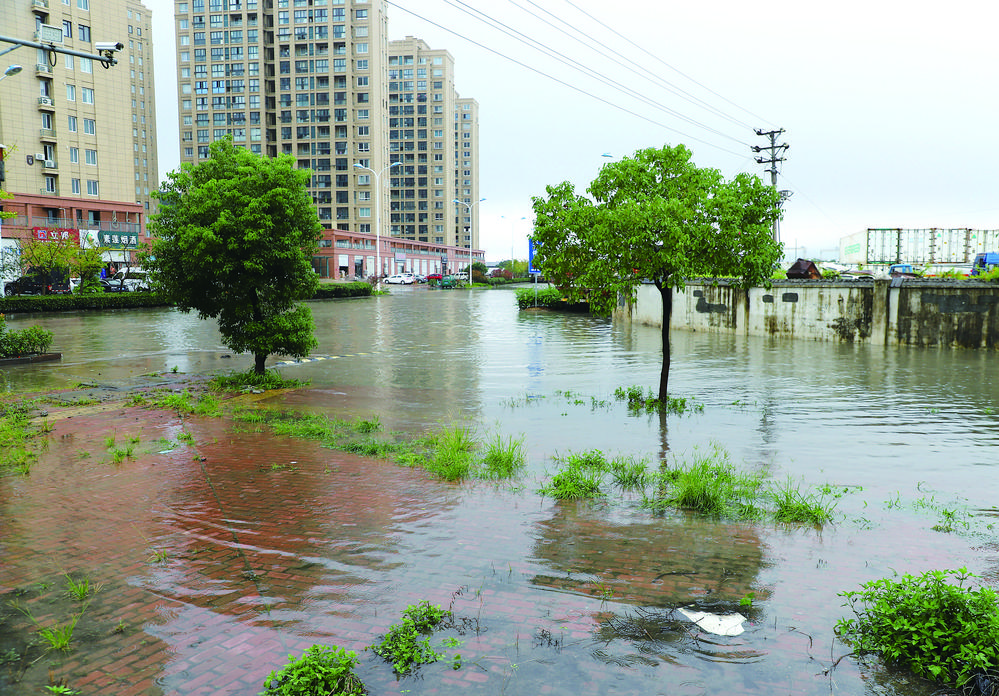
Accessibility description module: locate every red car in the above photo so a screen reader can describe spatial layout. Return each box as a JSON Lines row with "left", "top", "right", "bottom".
{"left": 426, "top": 273, "right": 443, "bottom": 281}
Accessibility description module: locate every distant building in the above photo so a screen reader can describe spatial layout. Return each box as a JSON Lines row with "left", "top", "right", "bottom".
{"left": 0, "top": 0, "right": 157, "bottom": 267}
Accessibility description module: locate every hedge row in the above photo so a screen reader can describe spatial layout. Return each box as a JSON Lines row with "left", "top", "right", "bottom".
{"left": 0, "top": 322, "right": 53, "bottom": 358}
{"left": 0, "top": 282, "right": 372, "bottom": 314}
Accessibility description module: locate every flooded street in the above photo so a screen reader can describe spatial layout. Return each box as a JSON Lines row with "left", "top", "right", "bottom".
{"left": 1, "top": 286, "right": 997, "bottom": 695}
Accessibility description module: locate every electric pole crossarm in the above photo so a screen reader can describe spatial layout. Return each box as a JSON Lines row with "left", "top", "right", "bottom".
{"left": 0, "top": 34, "right": 119, "bottom": 66}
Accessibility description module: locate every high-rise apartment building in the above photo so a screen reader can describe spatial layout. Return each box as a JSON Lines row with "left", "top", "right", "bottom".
{"left": 173, "top": 3, "right": 479, "bottom": 256}
{"left": 386, "top": 37, "right": 479, "bottom": 250}
{"left": 0, "top": 0, "right": 157, "bottom": 267}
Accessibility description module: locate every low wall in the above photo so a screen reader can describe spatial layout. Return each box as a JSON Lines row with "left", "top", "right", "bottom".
{"left": 627, "top": 279, "right": 999, "bottom": 349}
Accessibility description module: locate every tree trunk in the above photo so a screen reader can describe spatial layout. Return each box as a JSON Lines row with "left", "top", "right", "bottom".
{"left": 254, "top": 353, "right": 267, "bottom": 375}
{"left": 658, "top": 284, "right": 673, "bottom": 401}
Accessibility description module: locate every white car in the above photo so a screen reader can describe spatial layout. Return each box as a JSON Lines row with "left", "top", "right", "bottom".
{"left": 385, "top": 274, "right": 415, "bottom": 285}
{"left": 110, "top": 268, "right": 151, "bottom": 292}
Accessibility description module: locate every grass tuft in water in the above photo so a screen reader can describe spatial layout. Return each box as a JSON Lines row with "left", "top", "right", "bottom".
{"left": 210, "top": 369, "right": 309, "bottom": 393}
{"left": 538, "top": 449, "right": 609, "bottom": 499}
{"left": 613, "top": 385, "right": 704, "bottom": 415}
{"left": 64, "top": 574, "right": 102, "bottom": 602}
{"left": 481, "top": 434, "right": 527, "bottom": 479}
{"left": 770, "top": 477, "right": 836, "bottom": 525}
{"left": 38, "top": 614, "right": 80, "bottom": 651}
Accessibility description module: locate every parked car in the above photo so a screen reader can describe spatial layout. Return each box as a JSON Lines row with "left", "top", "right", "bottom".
{"left": 426, "top": 273, "right": 443, "bottom": 282}
{"left": 100, "top": 278, "right": 128, "bottom": 293}
{"left": 385, "top": 274, "right": 415, "bottom": 284}
{"left": 4, "top": 268, "right": 71, "bottom": 296}
{"left": 110, "top": 268, "right": 150, "bottom": 292}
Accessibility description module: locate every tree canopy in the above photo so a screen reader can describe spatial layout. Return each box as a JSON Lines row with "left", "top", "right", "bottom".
{"left": 146, "top": 138, "right": 322, "bottom": 374}
{"left": 531, "top": 144, "right": 783, "bottom": 398}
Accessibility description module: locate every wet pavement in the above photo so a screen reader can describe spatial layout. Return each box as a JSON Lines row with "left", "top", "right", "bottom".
{"left": 1, "top": 290, "right": 998, "bottom": 695}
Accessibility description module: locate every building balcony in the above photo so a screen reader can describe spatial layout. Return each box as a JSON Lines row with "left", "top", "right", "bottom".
{"left": 39, "top": 127, "right": 57, "bottom": 141}
{"left": 32, "top": 0, "right": 48, "bottom": 9}
{"left": 37, "top": 96, "right": 55, "bottom": 109}
{"left": 35, "top": 63, "right": 52, "bottom": 76}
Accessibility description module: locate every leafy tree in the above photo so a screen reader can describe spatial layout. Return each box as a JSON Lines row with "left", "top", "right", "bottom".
{"left": 17, "top": 237, "right": 75, "bottom": 293}
{"left": 72, "top": 246, "right": 111, "bottom": 294}
{"left": 146, "top": 138, "right": 322, "bottom": 374}
{"left": 531, "top": 144, "right": 782, "bottom": 399}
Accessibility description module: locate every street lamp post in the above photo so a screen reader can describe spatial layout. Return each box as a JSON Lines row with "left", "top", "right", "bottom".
{"left": 453, "top": 197, "right": 484, "bottom": 287}
{"left": 0, "top": 65, "right": 24, "bottom": 298}
{"left": 354, "top": 161, "right": 399, "bottom": 283}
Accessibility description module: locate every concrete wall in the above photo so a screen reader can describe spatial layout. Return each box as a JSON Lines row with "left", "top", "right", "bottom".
{"left": 627, "top": 279, "right": 999, "bottom": 349}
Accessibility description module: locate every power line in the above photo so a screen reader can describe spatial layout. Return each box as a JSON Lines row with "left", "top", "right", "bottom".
{"left": 387, "top": 1, "right": 750, "bottom": 158}
{"left": 443, "top": 0, "right": 749, "bottom": 146}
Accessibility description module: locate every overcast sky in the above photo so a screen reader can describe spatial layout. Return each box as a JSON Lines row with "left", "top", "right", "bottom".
{"left": 149, "top": 0, "right": 999, "bottom": 262}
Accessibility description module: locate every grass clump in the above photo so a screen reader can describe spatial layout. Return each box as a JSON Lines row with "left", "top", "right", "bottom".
{"left": 210, "top": 369, "right": 308, "bottom": 393}
{"left": 64, "top": 574, "right": 101, "bottom": 602}
{"left": 481, "top": 434, "right": 527, "bottom": 479}
{"left": 613, "top": 385, "right": 704, "bottom": 415}
{"left": 261, "top": 644, "right": 365, "bottom": 696}
{"left": 372, "top": 601, "right": 459, "bottom": 674}
{"left": 648, "top": 444, "right": 765, "bottom": 518}
{"left": 38, "top": 614, "right": 81, "bottom": 652}
{"left": 836, "top": 568, "right": 999, "bottom": 689}
{"left": 0, "top": 399, "right": 46, "bottom": 475}
{"left": 770, "top": 477, "right": 836, "bottom": 525}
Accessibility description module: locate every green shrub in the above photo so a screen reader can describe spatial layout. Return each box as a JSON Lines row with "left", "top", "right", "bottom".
{"left": 481, "top": 434, "right": 527, "bottom": 479}
{"left": 0, "top": 315, "right": 54, "bottom": 358}
{"left": 373, "top": 601, "right": 457, "bottom": 674}
{"left": 836, "top": 568, "right": 999, "bottom": 689}
{"left": 0, "top": 292, "right": 170, "bottom": 314}
{"left": 209, "top": 369, "right": 309, "bottom": 392}
{"left": 515, "top": 286, "right": 563, "bottom": 309}
{"left": 311, "top": 282, "right": 371, "bottom": 299}
{"left": 261, "top": 644, "right": 365, "bottom": 696}
{"left": 613, "top": 385, "right": 703, "bottom": 414}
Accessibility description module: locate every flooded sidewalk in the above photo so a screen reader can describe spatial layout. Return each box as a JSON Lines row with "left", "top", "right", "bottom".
{"left": 1, "top": 386, "right": 990, "bottom": 696}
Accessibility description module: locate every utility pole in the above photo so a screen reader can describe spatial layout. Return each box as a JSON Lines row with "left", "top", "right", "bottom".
{"left": 752, "top": 128, "right": 789, "bottom": 242}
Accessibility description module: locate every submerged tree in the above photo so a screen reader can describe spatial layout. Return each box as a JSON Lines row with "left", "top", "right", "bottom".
{"left": 531, "top": 144, "right": 782, "bottom": 399}
{"left": 146, "top": 138, "right": 321, "bottom": 374}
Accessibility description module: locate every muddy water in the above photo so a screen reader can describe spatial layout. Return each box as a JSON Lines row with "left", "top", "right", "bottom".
{"left": 1, "top": 286, "right": 998, "bottom": 695}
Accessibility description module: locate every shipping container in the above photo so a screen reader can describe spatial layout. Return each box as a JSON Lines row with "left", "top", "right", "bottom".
{"left": 839, "top": 228, "right": 999, "bottom": 265}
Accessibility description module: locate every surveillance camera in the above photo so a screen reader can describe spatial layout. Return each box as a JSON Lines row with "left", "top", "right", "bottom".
{"left": 95, "top": 41, "right": 124, "bottom": 53}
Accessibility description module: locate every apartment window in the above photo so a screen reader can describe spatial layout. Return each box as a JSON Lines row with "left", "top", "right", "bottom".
{"left": 65, "top": 84, "right": 76, "bottom": 101}
{"left": 85, "top": 149, "right": 97, "bottom": 165}
{"left": 72, "top": 179, "right": 81, "bottom": 195}
{"left": 62, "top": 20, "right": 73, "bottom": 38}
{"left": 83, "top": 118, "right": 96, "bottom": 135}
{"left": 356, "top": 59, "right": 368, "bottom": 70}
{"left": 87, "top": 180, "right": 99, "bottom": 196}
{"left": 44, "top": 176, "right": 57, "bottom": 193}
{"left": 78, "top": 0, "right": 89, "bottom": 9}
{"left": 357, "top": 109, "right": 369, "bottom": 120}
{"left": 82, "top": 87, "right": 94, "bottom": 104}
{"left": 358, "top": 207, "right": 371, "bottom": 218}
{"left": 81, "top": 58, "right": 93, "bottom": 74}
{"left": 69, "top": 147, "right": 79, "bottom": 163}
{"left": 78, "top": 25, "right": 91, "bottom": 42}
{"left": 355, "top": 9, "right": 367, "bottom": 18}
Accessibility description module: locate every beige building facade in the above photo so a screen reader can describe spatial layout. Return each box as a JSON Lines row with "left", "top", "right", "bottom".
{"left": 0, "top": 0, "right": 157, "bottom": 267}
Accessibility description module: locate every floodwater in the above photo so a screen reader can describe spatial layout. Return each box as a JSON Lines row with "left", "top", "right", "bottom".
{"left": 1, "top": 286, "right": 997, "bottom": 695}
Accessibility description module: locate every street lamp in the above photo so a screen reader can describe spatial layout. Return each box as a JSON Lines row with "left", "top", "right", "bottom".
{"left": 453, "top": 197, "right": 484, "bottom": 286}
{"left": 0, "top": 64, "right": 23, "bottom": 82}
{"left": 501, "top": 214, "right": 526, "bottom": 276}
{"left": 0, "top": 64, "right": 24, "bottom": 297}
{"left": 354, "top": 161, "right": 399, "bottom": 283}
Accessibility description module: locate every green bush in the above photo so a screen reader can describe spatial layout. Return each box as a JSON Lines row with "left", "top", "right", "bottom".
{"left": 0, "top": 315, "right": 54, "bottom": 358}
{"left": 373, "top": 601, "right": 457, "bottom": 674}
{"left": 0, "top": 292, "right": 169, "bottom": 314}
{"left": 836, "top": 568, "right": 999, "bottom": 689}
{"left": 515, "top": 286, "right": 563, "bottom": 309}
{"left": 261, "top": 644, "right": 365, "bottom": 696}
{"left": 312, "top": 282, "right": 371, "bottom": 299}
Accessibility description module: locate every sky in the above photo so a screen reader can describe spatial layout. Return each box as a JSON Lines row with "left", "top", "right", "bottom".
{"left": 148, "top": 0, "right": 999, "bottom": 262}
